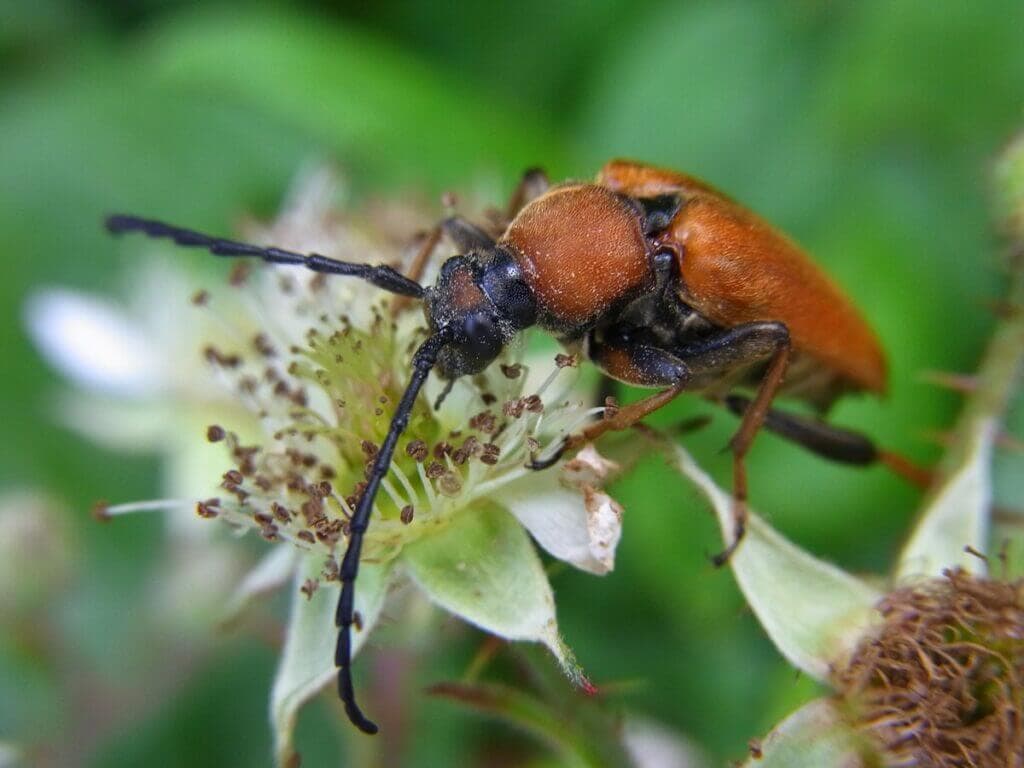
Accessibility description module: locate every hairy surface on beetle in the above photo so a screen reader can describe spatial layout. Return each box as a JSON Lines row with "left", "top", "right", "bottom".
{"left": 502, "top": 183, "right": 652, "bottom": 332}
{"left": 833, "top": 569, "right": 1024, "bottom": 768}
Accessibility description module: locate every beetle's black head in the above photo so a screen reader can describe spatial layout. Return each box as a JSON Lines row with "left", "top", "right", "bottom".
{"left": 425, "top": 246, "right": 537, "bottom": 378}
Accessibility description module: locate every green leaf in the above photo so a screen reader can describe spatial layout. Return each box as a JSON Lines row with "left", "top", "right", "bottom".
{"left": 402, "top": 504, "right": 583, "bottom": 685}
{"left": 671, "top": 444, "right": 881, "bottom": 680}
{"left": 270, "top": 554, "right": 390, "bottom": 767}
{"left": 742, "top": 698, "right": 868, "bottom": 768}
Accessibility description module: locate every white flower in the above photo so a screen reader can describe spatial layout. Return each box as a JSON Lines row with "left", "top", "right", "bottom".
{"left": 28, "top": 167, "right": 637, "bottom": 765}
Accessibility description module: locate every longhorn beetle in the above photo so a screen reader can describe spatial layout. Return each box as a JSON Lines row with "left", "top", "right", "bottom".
{"left": 106, "top": 159, "right": 927, "bottom": 734}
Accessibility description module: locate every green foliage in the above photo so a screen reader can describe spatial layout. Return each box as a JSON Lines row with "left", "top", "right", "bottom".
{"left": 1, "top": 1, "right": 1022, "bottom": 765}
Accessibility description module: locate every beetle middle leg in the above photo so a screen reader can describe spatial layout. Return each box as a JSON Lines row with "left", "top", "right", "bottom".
{"left": 676, "top": 322, "right": 792, "bottom": 566}
{"left": 532, "top": 320, "right": 792, "bottom": 564}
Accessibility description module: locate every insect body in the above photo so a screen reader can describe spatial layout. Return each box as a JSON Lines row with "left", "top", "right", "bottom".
{"left": 107, "top": 159, "right": 917, "bottom": 735}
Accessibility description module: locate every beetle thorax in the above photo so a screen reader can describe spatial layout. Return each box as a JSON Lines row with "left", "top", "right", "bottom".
{"left": 500, "top": 184, "right": 653, "bottom": 336}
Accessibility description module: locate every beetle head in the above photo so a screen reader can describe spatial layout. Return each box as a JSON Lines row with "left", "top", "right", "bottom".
{"left": 425, "top": 246, "right": 537, "bottom": 378}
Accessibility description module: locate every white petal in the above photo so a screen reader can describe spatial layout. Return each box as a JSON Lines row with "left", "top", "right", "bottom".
{"left": 271, "top": 554, "right": 390, "bottom": 766}
{"left": 55, "top": 394, "right": 172, "bottom": 450}
{"left": 0, "top": 742, "right": 22, "bottom": 768}
{"left": 221, "top": 545, "right": 298, "bottom": 624}
{"left": 499, "top": 468, "right": 622, "bottom": 575}
{"left": 896, "top": 417, "right": 994, "bottom": 581}
{"left": 25, "top": 289, "right": 163, "bottom": 395}
{"left": 402, "top": 504, "right": 584, "bottom": 684}
{"left": 622, "top": 717, "right": 710, "bottom": 768}
{"left": 741, "top": 699, "right": 866, "bottom": 768}
{"left": 671, "top": 444, "right": 881, "bottom": 680}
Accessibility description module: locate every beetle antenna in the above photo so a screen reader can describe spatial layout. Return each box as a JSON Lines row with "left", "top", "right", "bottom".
{"left": 335, "top": 329, "right": 450, "bottom": 734}
{"left": 105, "top": 214, "right": 425, "bottom": 297}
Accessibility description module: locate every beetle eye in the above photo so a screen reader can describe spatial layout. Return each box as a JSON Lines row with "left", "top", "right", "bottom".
{"left": 462, "top": 310, "right": 503, "bottom": 362}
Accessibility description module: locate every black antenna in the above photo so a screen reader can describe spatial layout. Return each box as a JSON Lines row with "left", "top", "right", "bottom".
{"left": 336, "top": 330, "right": 449, "bottom": 733}
{"left": 105, "top": 214, "right": 446, "bottom": 733}
{"left": 105, "top": 215, "right": 425, "bottom": 297}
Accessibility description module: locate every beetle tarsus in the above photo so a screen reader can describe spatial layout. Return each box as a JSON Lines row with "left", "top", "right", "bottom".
{"left": 526, "top": 439, "right": 567, "bottom": 470}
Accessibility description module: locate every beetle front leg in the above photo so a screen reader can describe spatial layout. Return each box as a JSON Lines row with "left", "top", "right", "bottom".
{"left": 527, "top": 336, "right": 690, "bottom": 469}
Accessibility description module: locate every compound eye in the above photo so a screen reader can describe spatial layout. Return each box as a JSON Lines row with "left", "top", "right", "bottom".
{"left": 462, "top": 310, "right": 503, "bottom": 363}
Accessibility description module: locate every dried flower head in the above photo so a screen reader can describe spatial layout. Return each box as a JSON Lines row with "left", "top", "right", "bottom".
{"left": 835, "top": 569, "right": 1024, "bottom": 767}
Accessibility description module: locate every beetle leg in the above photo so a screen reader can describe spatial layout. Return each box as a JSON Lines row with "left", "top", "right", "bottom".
{"left": 506, "top": 167, "right": 550, "bottom": 220}
{"left": 392, "top": 214, "right": 498, "bottom": 315}
{"left": 527, "top": 338, "right": 690, "bottom": 469}
{"left": 608, "top": 320, "right": 791, "bottom": 564}
{"left": 723, "top": 395, "right": 933, "bottom": 489}
{"left": 390, "top": 225, "right": 443, "bottom": 317}
{"left": 442, "top": 215, "right": 497, "bottom": 252}
{"left": 697, "top": 324, "right": 791, "bottom": 566}
{"left": 723, "top": 395, "right": 876, "bottom": 464}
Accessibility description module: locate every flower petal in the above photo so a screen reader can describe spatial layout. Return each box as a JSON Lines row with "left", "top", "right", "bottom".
{"left": 221, "top": 545, "right": 298, "bottom": 624}
{"left": 271, "top": 554, "right": 390, "bottom": 766}
{"left": 897, "top": 418, "right": 995, "bottom": 581}
{"left": 55, "top": 394, "right": 173, "bottom": 450}
{"left": 671, "top": 444, "right": 881, "bottom": 680}
{"left": 499, "top": 467, "right": 623, "bottom": 576}
{"left": 24, "top": 289, "right": 164, "bottom": 395}
{"left": 0, "top": 742, "right": 22, "bottom": 768}
{"left": 402, "top": 504, "right": 584, "bottom": 684}
{"left": 742, "top": 698, "right": 867, "bottom": 768}
{"left": 622, "top": 716, "right": 710, "bottom": 768}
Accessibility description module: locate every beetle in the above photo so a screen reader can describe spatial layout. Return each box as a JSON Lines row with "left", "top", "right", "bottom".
{"left": 106, "top": 159, "right": 926, "bottom": 735}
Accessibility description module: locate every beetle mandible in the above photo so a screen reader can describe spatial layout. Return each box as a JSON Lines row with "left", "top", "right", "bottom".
{"left": 106, "top": 159, "right": 926, "bottom": 734}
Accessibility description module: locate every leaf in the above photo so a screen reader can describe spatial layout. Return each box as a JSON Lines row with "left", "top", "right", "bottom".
{"left": 402, "top": 504, "right": 583, "bottom": 685}
{"left": 429, "top": 681, "right": 620, "bottom": 768}
{"left": 271, "top": 554, "right": 390, "bottom": 767}
{"left": 742, "top": 698, "right": 868, "bottom": 768}
{"left": 671, "top": 444, "right": 881, "bottom": 680}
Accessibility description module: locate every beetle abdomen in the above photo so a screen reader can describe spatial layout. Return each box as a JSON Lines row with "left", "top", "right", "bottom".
{"left": 501, "top": 184, "right": 653, "bottom": 335}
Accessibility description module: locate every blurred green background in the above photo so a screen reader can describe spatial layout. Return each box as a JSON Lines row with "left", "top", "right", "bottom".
{"left": 2, "top": 1, "right": 1023, "bottom": 765}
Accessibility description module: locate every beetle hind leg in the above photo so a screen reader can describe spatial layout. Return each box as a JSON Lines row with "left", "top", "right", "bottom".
{"left": 723, "top": 395, "right": 933, "bottom": 489}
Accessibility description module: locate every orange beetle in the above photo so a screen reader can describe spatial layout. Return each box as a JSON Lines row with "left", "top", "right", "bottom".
{"left": 106, "top": 159, "right": 921, "bottom": 734}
